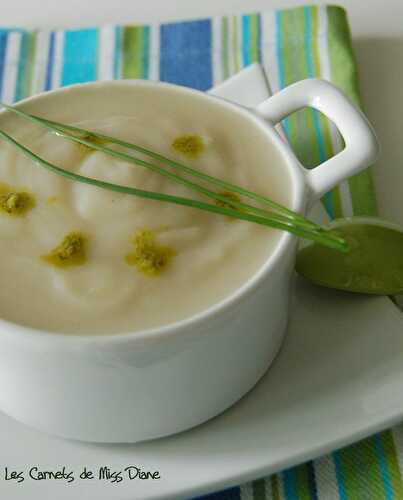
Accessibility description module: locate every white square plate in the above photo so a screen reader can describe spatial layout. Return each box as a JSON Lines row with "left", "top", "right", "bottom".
{"left": 2, "top": 65, "right": 403, "bottom": 500}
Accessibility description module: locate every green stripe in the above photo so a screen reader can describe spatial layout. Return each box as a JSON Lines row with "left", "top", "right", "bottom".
{"left": 337, "top": 436, "right": 386, "bottom": 499}
{"left": 296, "top": 5, "right": 319, "bottom": 169}
{"left": 142, "top": 26, "right": 150, "bottom": 79}
{"left": 295, "top": 464, "right": 314, "bottom": 500}
{"left": 326, "top": 5, "right": 377, "bottom": 216}
{"left": 279, "top": 10, "right": 299, "bottom": 149}
{"left": 281, "top": 8, "right": 320, "bottom": 169}
{"left": 232, "top": 16, "right": 240, "bottom": 73}
{"left": 271, "top": 475, "right": 281, "bottom": 500}
{"left": 252, "top": 478, "right": 266, "bottom": 499}
{"left": 249, "top": 14, "right": 260, "bottom": 63}
{"left": 380, "top": 431, "right": 403, "bottom": 496}
{"left": 308, "top": 6, "right": 343, "bottom": 218}
{"left": 15, "top": 32, "right": 37, "bottom": 101}
{"left": 304, "top": 6, "right": 334, "bottom": 217}
{"left": 221, "top": 17, "right": 230, "bottom": 80}
{"left": 122, "top": 26, "right": 149, "bottom": 79}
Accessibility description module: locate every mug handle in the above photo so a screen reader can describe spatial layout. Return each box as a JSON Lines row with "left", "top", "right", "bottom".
{"left": 254, "top": 79, "right": 379, "bottom": 205}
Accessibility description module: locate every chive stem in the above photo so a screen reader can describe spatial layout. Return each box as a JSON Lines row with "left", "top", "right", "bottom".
{"left": 0, "top": 102, "right": 316, "bottom": 229}
{"left": 0, "top": 102, "right": 349, "bottom": 252}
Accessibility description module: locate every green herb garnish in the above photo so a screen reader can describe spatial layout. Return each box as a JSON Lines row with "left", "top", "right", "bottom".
{"left": 77, "top": 133, "right": 109, "bottom": 153}
{"left": 0, "top": 102, "right": 349, "bottom": 253}
{"left": 172, "top": 134, "right": 204, "bottom": 158}
{"left": 215, "top": 191, "right": 243, "bottom": 221}
{"left": 126, "top": 228, "right": 176, "bottom": 276}
{"left": 42, "top": 231, "right": 87, "bottom": 268}
{"left": 0, "top": 183, "right": 35, "bottom": 216}
{"left": 215, "top": 191, "right": 242, "bottom": 209}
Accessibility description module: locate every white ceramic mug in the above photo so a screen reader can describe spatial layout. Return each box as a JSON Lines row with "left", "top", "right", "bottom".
{"left": 0, "top": 78, "right": 378, "bottom": 442}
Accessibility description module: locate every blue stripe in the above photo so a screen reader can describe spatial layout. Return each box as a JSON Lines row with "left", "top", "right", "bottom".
{"left": 303, "top": 8, "right": 315, "bottom": 77}
{"left": 14, "top": 32, "right": 28, "bottom": 102}
{"left": 282, "top": 469, "right": 298, "bottom": 500}
{"left": 242, "top": 15, "right": 250, "bottom": 67}
{"left": 374, "top": 435, "right": 393, "bottom": 500}
{"left": 0, "top": 32, "right": 9, "bottom": 98}
{"left": 333, "top": 452, "right": 348, "bottom": 500}
{"left": 303, "top": 6, "right": 333, "bottom": 217}
{"left": 159, "top": 20, "right": 212, "bottom": 90}
{"left": 194, "top": 485, "right": 241, "bottom": 499}
{"left": 306, "top": 461, "right": 319, "bottom": 500}
{"left": 113, "top": 26, "right": 122, "bottom": 79}
{"left": 275, "top": 11, "right": 290, "bottom": 136}
{"left": 44, "top": 32, "right": 55, "bottom": 90}
{"left": 61, "top": 28, "right": 98, "bottom": 86}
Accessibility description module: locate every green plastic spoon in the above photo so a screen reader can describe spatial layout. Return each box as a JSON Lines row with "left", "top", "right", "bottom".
{"left": 296, "top": 217, "right": 403, "bottom": 295}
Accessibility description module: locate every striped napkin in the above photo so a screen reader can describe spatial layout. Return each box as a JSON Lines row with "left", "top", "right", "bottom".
{"left": 1, "top": 4, "right": 402, "bottom": 500}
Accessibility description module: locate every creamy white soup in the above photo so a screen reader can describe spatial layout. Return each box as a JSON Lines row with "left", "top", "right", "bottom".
{"left": 0, "top": 89, "right": 290, "bottom": 335}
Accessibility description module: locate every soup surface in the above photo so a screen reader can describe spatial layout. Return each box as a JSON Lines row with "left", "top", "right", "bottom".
{"left": 0, "top": 88, "right": 290, "bottom": 334}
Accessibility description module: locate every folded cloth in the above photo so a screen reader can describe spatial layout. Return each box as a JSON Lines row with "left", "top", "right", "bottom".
{"left": 1, "top": 5, "right": 400, "bottom": 500}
